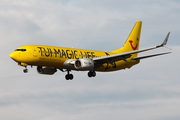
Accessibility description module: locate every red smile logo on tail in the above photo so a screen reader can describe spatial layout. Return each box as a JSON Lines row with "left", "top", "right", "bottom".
{"left": 129, "top": 38, "right": 139, "bottom": 50}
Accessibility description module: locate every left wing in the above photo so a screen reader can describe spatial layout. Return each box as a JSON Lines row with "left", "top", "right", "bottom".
{"left": 93, "top": 32, "right": 171, "bottom": 66}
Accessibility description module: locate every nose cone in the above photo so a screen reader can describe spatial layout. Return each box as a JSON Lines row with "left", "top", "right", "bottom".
{"left": 10, "top": 52, "right": 16, "bottom": 61}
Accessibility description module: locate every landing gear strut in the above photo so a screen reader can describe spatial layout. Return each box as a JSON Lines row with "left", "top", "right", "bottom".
{"left": 88, "top": 71, "right": 96, "bottom": 77}
{"left": 65, "top": 70, "right": 74, "bottom": 80}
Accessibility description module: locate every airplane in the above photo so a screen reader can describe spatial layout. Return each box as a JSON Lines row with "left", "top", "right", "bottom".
{"left": 10, "top": 21, "right": 171, "bottom": 80}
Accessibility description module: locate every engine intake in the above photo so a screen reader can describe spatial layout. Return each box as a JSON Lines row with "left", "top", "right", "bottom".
{"left": 74, "top": 59, "right": 94, "bottom": 70}
{"left": 37, "top": 66, "right": 57, "bottom": 75}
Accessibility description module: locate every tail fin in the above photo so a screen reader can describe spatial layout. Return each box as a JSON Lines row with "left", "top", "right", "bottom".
{"left": 112, "top": 21, "right": 142, "bottom": 57}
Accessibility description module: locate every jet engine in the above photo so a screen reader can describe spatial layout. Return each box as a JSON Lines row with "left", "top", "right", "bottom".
{"left": 37, "top": 66, "right": 57, "bottom": 75}
{"left": 74, "top": 59, "right": 94, "bottom": 70}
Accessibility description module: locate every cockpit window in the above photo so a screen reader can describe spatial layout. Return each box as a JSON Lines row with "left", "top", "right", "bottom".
{"left": 15, "top": 49, "right": 26, "bottom": 52}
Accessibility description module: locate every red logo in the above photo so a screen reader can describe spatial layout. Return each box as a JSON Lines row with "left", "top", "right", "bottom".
{"left": 129, "top": 38, "right": 139, "bottom": 50}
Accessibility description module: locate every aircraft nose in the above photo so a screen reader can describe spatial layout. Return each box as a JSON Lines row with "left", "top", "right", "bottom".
{"left": 10, "top": 52, "right": 16, "bottom": 60}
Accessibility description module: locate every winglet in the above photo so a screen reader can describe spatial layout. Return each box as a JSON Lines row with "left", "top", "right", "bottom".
{"left": 158, "top": 32, "right": 170, "bottom": 47}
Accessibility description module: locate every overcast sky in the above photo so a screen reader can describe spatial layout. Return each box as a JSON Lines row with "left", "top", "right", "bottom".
{"left": 0, "top": 0, "right": 180, "bottom": 120}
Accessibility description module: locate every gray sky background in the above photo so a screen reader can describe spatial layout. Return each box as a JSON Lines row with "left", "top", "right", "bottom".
{"left": 0, "top": 0, "right": 180, "bottom": 120}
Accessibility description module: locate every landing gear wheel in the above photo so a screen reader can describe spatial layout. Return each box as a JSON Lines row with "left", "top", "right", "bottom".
{"left": 23, "top": 69, "right": 28, "bottom": 73}
{"left": 65, "top": 74, "right": 69, "bottom": 80}
{"left": 65, "top": 70, "right": 74, "bottom": 80}
{"left": 92, "top": 72, "right": 96, "bottom": 77}
{"left": 69, "top": 74, "right": 73, "bottom": 80}
{"left": 88, "top": 71, "right": 96, "bottom": 78}
{"left": 88, "top": 72, "right": 92, "bottom": 77}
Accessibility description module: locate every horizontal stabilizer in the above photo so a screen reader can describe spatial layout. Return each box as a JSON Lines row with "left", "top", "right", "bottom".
{"left": 133, "top": 52, "right": 171, "bottom": 60}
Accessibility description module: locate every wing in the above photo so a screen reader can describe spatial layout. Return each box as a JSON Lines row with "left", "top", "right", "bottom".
{"left": 93, "top": 32, "right": 171, "bottom": 67}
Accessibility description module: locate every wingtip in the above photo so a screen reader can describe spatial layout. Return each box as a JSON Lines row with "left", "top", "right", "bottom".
{"left": 161, "top": 32, "right": 171, "bottom": 46}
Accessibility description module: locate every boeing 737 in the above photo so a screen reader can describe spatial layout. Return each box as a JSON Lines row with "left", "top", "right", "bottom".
{"left": 10, "top": 21, "right": 171, "bottom": 80}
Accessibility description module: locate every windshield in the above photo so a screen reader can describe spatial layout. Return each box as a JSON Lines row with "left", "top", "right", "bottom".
{"left": 15, "top": 49, "right": 26, "bottom": 52}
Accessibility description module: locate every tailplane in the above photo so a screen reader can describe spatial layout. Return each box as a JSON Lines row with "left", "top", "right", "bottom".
{"left": 112, "top": 21, "right": 142, "bottom": 57}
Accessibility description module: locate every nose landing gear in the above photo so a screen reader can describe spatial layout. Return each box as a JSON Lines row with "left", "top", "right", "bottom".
{"left": 23, "top": 67, "right": 28, "bottom": 73}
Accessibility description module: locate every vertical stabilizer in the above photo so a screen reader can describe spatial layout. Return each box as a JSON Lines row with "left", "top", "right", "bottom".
{"left": 112, "top": 21, "right": 142, "bottom": 57}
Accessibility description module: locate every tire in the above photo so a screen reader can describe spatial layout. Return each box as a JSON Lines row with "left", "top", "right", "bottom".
{"left": 88, "top": 72, "right": 92, "bottom": 77}
{"left": 69, "top": 74, "right": 74, "bottom": 80}
{"left": 65, "top": 75, "right": 69, "bottom": 80}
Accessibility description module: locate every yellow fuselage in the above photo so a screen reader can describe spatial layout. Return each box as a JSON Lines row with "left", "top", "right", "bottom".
{"left": 10, "top": 45, "right": 139, "bottom": 72}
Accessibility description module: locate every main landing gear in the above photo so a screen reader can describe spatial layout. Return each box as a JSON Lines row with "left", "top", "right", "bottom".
{"left": 65, "top": 70, "right": 74, "bottom": 80}
{"left": 88, "top": 71, "right": 96, "bottom": 78}
{"left": 65, "top": 70, "right": 96, "bottom": 80}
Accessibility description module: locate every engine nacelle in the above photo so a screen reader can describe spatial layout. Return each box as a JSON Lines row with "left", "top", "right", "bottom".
{"left": 37, "top": 66, "right": 57, "bottom": 75}
{"left": 74, "top": 59, "right": 94, "bottom": 70}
